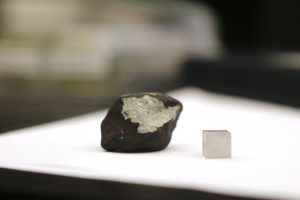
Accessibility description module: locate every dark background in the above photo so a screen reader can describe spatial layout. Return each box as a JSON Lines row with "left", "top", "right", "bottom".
{"left": 202, "top": 0, "right": 300, "bottom": 51}
{"left": 2, "top": 0, "right": 300, "bottom": 133}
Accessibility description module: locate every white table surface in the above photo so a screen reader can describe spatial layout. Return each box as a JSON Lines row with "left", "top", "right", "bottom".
{"left": 0, "top": 87, "right": 299, "bottom": 199}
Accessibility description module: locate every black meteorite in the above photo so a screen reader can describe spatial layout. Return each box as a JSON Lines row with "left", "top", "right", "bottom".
{"left": 101, "top": 92, "right": 183, "bottom": 152}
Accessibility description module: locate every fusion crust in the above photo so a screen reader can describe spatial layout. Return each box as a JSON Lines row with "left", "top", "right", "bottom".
{"left": 101, "top": 92, "right": 183, "bottom": 152}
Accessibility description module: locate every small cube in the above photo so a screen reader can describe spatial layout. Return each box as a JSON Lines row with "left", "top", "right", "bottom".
{"left": 202, "top": 130, "right": 231, "bottom": 158}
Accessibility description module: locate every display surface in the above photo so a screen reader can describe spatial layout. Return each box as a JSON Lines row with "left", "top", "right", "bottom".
{"left": 0, "top": 87, "right": 299, "bottom": 200}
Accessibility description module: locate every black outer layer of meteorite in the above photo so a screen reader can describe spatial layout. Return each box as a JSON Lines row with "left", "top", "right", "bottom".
{"left": 101, "top": 93, "right": 183, "bottom": 152}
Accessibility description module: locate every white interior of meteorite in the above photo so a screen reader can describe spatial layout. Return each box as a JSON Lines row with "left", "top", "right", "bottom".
{"left": 121, "top": 95, "right": 180, "bottom": 134}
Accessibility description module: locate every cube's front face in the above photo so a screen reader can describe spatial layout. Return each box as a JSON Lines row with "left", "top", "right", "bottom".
{"left": 202, "top": 130, "right": 231, "bottom": 158}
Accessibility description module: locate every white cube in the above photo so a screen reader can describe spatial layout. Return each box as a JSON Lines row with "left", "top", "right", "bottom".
{"left": 202, "top": 130, "right": 231, "bottom": 158}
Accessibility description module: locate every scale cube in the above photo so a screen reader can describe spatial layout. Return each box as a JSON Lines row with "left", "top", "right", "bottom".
{"left": 202, "top": 130, "right": 231, "bottom": 158}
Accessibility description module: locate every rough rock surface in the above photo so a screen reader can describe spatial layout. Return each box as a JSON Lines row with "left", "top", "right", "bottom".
{"left": 101, "top": 92, "right": 183, "bottom": 152}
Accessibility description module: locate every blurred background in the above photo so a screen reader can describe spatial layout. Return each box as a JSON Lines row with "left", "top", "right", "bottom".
{"left": 1, "top": 0, "right": 300, "bottom": 133}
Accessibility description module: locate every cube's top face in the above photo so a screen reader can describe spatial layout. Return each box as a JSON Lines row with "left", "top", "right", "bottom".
{"left": 202, "top": 130, "right": 231, "bottom": 159}
{"left": 203, "top": 130, "right": 231, "bottom": 141}
{"left": 203, "top": 130, "right": 230, "bottom": 134}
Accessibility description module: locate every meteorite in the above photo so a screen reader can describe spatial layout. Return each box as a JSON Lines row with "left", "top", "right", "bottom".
{"left": 101, "top": 92, "right": 183, "bottom": 152}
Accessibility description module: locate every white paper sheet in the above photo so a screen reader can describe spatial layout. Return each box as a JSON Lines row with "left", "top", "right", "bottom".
{"left": 0, "top": 87, "right": 300, "bottom": 199}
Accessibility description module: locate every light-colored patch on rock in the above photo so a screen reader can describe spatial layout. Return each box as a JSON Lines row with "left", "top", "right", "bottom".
{"left": 121, "top": 95, "right": 180, "bottom": 134}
